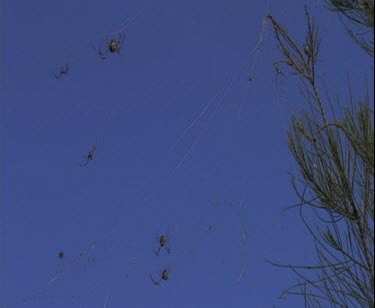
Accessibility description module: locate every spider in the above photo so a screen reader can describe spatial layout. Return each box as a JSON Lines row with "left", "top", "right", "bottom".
{"left": 149, "top": 268, "right": 170, "bottom": 286}
{"left": 58, "top": 251, "right": 64, "bottom": 259}
{"left": 153, "top": 231, "right": 171, "bottom": 256}
{"left": 80, "top": 142, "right": 97, "bottom": 167}
{"left": 274, "top": 63, "right": 284, "bottom": 82}
{"left": 275, "top": 64, "right": 282, "bottom": 76}
{"left": 53, "top": 64, "right": 69, "bottom": 79}
{"left": 91, "top": 33, "right": 126, "bottom": 60}
{"left": 58, "top": 250, "right": 65, "bottom": 266}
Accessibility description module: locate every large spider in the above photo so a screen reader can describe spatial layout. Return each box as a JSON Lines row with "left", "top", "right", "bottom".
{"left": 53, "top": 64, "right": 69, "bottom": 79}
{"left": 80, "top": 142, "right": 97, "bottom": 167}
{"left": 149, "top": 268, "right": 170, "bottom": 286}
{"left": 153, "top": 231, "right": 171, "bottom": 256}
{"left": 91, "top": 33, "right": 126, "bottom": 60}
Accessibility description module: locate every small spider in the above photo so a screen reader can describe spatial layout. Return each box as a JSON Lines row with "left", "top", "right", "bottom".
{"left": 58, "top": 250, "right": 65, "bottom": 266}
{"left": 92, "top": 33, "right": 126, "bottom": 60}
{"left": 80, "top": 142, "right": 97, "bottom": 167}
{"left": 58, "top": 251, "right": 64, "bottom": 259}
{"left": 275, "top": 64, "right": 282, "bottom": 75}
{"left": 248, "top": 75, "right": 254, "bottom": 82}
{"left": 149, "top": 268, "right": 170, "bottom": 286}
{"left": 53, "top": 64, "right": 69, "bottom": 79}
{"left": 273, "top": 63, "right": 285, "bottom": 86}
{"left": 153, "top": 232, "right": 171, "bottom": 256}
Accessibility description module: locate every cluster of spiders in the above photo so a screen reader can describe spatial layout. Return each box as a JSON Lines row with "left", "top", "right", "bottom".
{"left": 51, "top": 33, "right": 126, "bottom": 165}
{"left": 53, "top": 32, "right": 126, "bottom": 79}
{"left": 57, "top": 232, "right": 172, "bottom": 286}
{"left": 149, "top": 231, "right": 172, "bottom": 286}
{"left": 57, "top": 232, "right": 172, "bottom": 288}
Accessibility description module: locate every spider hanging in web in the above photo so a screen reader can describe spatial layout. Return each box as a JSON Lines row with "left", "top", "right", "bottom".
{"left": 58, "top": 250, "right": 65, "bottom": 266}
{"left": 91, "top": 33, "right": 126, "bottom": 60}
{"left": 80, "top": 141, "right": 97, "bottom": 167}
{"left": 153, "top": 231, "right": 171, "bottom": 256}
{"left": 273, "top": 62, "right": 285, "bottom": 87}
{"left": 149, "top": 268, "right": 170, "bottom": 286}
{"left": 53, "top": 63, "right": 69, "bottom": 79}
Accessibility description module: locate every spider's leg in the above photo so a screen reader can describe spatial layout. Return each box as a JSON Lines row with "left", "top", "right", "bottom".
{"left": 53, "top": 67, "right": 62, "bottom": 79}
{"left": 153, "top": 247, "right": 161, "bottom": 256}
{"left": 165, "top": 228, "right": 171, "bottom": 253}
{"left": 100, "top": 50, "right": 108, "bottom": 59}
{"left": 90, "top": 42, "right": 100, "bottom": 53}
{"left": 117, "top": 33, "right": 126, "bottom": 53}
{"left": 91, "top": 42, "right": 107, "bottom": 59}
{"left": 166, "top": 227, "right": 171, "bottom": 242}
{"left": 96, "top": 45, "right": 105, "bottom": 57}
{"left": 120, "top": 32, "right": 126, "bottom": 44}
{"left": 149, "top": 274, "right": 160, "bottom": 286}
{"left": 80, "top": 156, "right": 90, "bottom": 167}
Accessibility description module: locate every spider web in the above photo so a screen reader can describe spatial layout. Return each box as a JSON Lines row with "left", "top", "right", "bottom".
{"left": 4, "top": 1, "right": 298, "bottom": 307}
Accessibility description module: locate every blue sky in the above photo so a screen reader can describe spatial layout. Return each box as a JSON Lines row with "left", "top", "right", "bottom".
{"left": 2, "top": 0, "right": 373, "bottom": 307}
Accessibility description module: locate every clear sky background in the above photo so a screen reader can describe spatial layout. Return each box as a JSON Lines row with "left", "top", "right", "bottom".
{"left": 2, "top": 0, "right": 373, "bottom": 307}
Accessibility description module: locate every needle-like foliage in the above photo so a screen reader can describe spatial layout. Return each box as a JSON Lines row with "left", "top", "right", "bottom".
{"left": 266, "top": 5, "right": 374, "bottom": 307}
{"left": 325, "top": 0, "right": 374, "bottom": 56}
